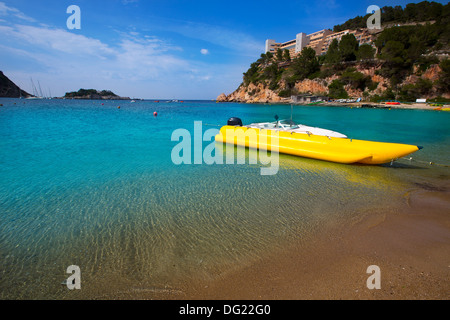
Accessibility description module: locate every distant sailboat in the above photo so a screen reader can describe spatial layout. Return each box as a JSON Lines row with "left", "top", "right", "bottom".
{"left": 26, "top": 78, "right": 45, "bottom": 99}
{"left": 38, "top": 80, "right": 43, "bottom": 97}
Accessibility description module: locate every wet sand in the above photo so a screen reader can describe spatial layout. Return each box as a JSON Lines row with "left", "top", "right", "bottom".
{"left": 183, "top": 186, "right": 450, "bottom": 300}
{"left": 96, "top": 182, "right": 449, "bottom": 301}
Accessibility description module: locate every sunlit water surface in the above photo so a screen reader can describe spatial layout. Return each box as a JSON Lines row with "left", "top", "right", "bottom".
{"left": 0, "top": 99, "right": 449, "bottom": 299}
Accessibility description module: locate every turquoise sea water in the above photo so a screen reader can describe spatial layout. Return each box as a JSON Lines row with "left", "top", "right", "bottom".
{"left": 0, "top": 98, "right": 449, "bottom": 299}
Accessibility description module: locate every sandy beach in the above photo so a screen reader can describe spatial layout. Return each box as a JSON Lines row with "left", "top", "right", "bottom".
{"left": 315, "top": 101, "right": 448, "bottom": 111}
{"left": 185, "top": 181, "right": 449, "bottom": 300}
{"left": 241, "top": 99, "right": 449, "bottom": 111}
{"left": 180, "top": 184, "right": 449, "bottom": 300}
{"left": 110, "top": 179, "right": 448, "bottom": 301}
{"left": 96, "top": 178, "right": 450, "bottom": 301}
{"left": 361, "top": 102, "right": 447, "bottom": 110}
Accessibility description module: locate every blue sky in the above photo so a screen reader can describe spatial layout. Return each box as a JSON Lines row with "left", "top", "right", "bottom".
{"left": 0, "top": 0, "right": 447, "bottom": 99}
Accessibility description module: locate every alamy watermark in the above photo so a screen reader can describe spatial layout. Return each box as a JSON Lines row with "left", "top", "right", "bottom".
{"left": 171, "top": 121, "right": 279, "bottom": 176}
{"left": 67, "top": 5, "right": 81, "bottom": 30}
{"left": 367, "top": 5, "right": 381, "bottom": 30}
{"left": 64, "top": 5, "right": 380, "bottom": 32}
{"left": 65, "top": 265, "right": 81, "bottom": 290}
{"left": 366, "top": 265, "right": 381, "bottom": 290}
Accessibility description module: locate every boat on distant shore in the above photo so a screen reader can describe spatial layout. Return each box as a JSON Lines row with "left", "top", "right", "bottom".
{"left": 215, "top": 117, "right": 422, "bottom": 165}
{"left": 25, "top": 96, "right": 44, "bottom": 100}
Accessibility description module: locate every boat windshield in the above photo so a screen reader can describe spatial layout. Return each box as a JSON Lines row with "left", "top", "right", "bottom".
{"left": 251, "top": 123, "right": 277, "bottom": 129}
{"left": 278, "top": 120, "right": 299, "bottom": 129}
{"left": 250, "top": 120, "right": 299, "bottom": 130}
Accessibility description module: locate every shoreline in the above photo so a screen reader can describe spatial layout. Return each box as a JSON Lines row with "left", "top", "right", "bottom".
{"left": 217, "top": 100, "right": 448, "bottom": 111}
{"left": 96, "top": 179, "right": 450, "bottom": 300}
{"left": 183, "top": 185, "right": 450, "bottom": 300}
{"left": 322, "top": 101, "right": 448, "bottom": 110}
{"left": 2, "top": 97, "right": 447, "bottom": 110}
{"left": 111, "top": 180, "right": 448, "bottom": 301}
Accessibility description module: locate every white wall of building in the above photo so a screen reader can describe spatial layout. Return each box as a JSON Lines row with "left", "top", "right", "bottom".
{"left": 265, "top": 39, "right": 277, "bottom": 53}
{"left": 295, "top": 33, "right": 309, "bottom": 53}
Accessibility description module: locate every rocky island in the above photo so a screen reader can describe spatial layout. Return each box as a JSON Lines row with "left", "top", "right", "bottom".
{"left": 63, "top": 89, "right": 130, "bottom": 100}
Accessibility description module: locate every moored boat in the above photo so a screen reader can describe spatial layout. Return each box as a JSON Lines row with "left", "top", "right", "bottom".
{"left": 246, "top": 119, "right": 347, "bottom": 138}
{"left": 215, "top": 117, "right": 422, "bottom": 165}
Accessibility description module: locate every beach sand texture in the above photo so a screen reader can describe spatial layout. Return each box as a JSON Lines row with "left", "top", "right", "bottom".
{"left": 96, "top": 182, "right": 449, "bottom": 300}
{"left": 187, "top": 187, "right": 450, "bottom": 300}
{"left": 317, "top": 102, "right": 449, "bottom": 111}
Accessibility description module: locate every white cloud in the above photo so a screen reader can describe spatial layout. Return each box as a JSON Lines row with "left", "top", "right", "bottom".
{"left": 0, "top": 22, "right": 188, "bottom": 76}
{"left": 198, "top": 75, "right": 211, "bottom": 81}
{"left": 0, "top": 3, "right": 252, "bottom": 99}
{"left": 161, "top": 20, "right": 263, "bottom": 57}
{"left": 0, "top": 22, "right": 200, "bottom": 96}
{"left": 5, "top": 24, "right": 115, "bottom": 58}
{"left": 0, "top": 1, "right": 35, "bottom": 22}
{"left": 115, "top": 37, "right": 190, "bottom": 80}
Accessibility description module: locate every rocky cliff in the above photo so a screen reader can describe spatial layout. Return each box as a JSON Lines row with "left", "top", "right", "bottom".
{"left": 0, "top": 71, "right": 31, "bottom": 98}
{"left": 218, "top": 82, "right": 288, "bottom": 103}
{"left": 217, "top": 61, "right": 449, "bottom": 103}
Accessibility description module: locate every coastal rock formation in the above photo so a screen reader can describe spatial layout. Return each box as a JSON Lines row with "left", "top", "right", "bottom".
{"left": 294, "top": 79, "right": 328, "bottom": 96}
{"left": 0, "top": 71, "right": 31, "bottom": 98}
{"left": 218, "top": 74, "right": 381, "bottom": 103}
{"left": 422, "top": 64, "right": 442, "bottom": 82}
{"left": 217, "top": 61, "right": 449, "bottom": 103}
{"left": 218, "top": 82, "right": 288, "bottom": 103}
{"left": 216, "top": 93, "right": 227, "bottom": 102}
{"left": 67, "top": 94, "right": 131, "bottom": 100}
{"left": 63, "top": 89, "right": 130, "bottom": 100}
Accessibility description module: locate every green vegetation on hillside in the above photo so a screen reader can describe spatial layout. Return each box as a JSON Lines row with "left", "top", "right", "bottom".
{"left": 333, "top": 1, "right": 449, "bottom": 32}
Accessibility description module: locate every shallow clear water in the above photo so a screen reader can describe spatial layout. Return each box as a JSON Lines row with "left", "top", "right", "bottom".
{"left": 0, "top": 99, "right": 449, "bottom": 299}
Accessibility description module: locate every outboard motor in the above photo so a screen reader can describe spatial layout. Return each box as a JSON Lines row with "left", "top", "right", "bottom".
{"left": 227, "top": 117, "right": 243, "bottom": 126}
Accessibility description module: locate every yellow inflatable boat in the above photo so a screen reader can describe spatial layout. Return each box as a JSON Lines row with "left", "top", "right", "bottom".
{"left": 215, "top": 118, "right": 422, "bottom": 165}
